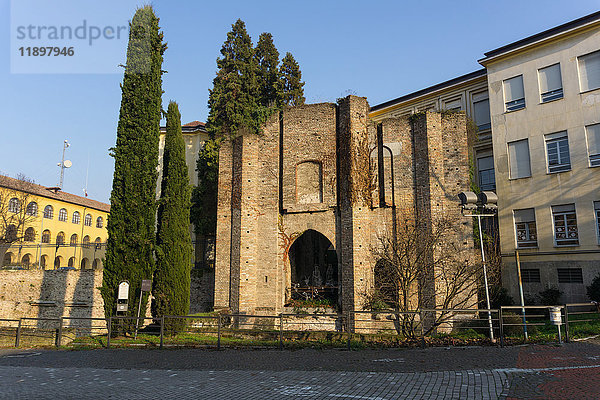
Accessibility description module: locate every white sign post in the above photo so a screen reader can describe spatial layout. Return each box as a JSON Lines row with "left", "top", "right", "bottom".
{"left": 550, "top": 307, "right": 563, "bottom": 344}
{"left": 116, "top": 281, "right": 129, "bottom": 313}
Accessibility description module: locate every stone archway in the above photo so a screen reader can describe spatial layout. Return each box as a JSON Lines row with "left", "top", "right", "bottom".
{"left": 288, "top": 229, "right": 338, "bottom": 306}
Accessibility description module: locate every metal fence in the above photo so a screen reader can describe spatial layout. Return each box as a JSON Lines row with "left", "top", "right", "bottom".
{"left": 2, "top": 303, "right": 599, "bottom": 349}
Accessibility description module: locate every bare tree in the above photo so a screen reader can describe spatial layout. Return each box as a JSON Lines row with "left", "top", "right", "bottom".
{"left": 0, "top": 174, "right": 38, "bottom": 246}
{"left": 366, "top": 212, "right": 481, "bottom": 337}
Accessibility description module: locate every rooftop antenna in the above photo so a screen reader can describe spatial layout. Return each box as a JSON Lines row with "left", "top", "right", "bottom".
{"left": 57, "top": 139, "right": 71, "bottom": 189}
{"left": 83, "top": 153, "right": 89, "bottom": 197}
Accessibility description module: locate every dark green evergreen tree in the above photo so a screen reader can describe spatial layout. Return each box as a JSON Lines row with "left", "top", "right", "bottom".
{"left": 153, "top": 102, "right": 192, "bottom": 330}
{"left": 279, "top": 52, "right": 305, "bottom": 106}
{"left": 255, "top": 32, "right": 281, "bottom": 108}
{"left": 206, "top": 19, "right": 267, "bottom": 137}
{"left": 190, "top": 138, "right": 220, "bottom": 238}
{"left": 101, "top": 6, "right": 165, "bottom": 324}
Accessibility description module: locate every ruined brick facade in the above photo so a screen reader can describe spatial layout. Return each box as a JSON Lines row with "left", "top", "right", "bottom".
{"left": 214, "top": 95, "right": 474, "bottom": 319}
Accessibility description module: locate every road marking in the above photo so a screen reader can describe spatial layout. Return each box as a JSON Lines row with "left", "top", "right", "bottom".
{"left": 3, "top": 352, "right": 41, "bottom": 358}
{"left": 496, "top": 364, "right": 600, "bottom": 373}
{"left": 328, "top": 395, "right": 387, "bottom": 400}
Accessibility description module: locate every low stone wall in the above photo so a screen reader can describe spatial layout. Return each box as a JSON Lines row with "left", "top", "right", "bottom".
{"left": 0, "top": 269, "right": 215, "bottom": 325}
{"left": 190, "top": 269, "right": 215, "bottom": 314}
{"left": 0, "top": 269, "right": 105, "bottom": 326}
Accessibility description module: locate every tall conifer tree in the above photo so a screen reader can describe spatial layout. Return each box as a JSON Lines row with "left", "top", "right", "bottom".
{"left": 255, "top": 32, "right": 280, "bottom": 107}
{"left": 206, "top": 19, "right": 265, "bottom": 137}
{"left": 153, "top": 102, "right": 192, "bottom": 328}
{"left": 101, "top": 6, "right": 165, "bottom": 322}
{"left": 279, "top": 52, "right": 305, "bottom": 106}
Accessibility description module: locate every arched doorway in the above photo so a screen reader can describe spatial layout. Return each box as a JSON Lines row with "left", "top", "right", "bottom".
{"left": 21, "top": 254, "right": 32, "bottom": 268}
{"left": 80, "top": 258, "right": 88, "bottom": 269}
{"left": 54, "top": 256, "right": 62, "bottom": 269}
{"left": 40, "top": 255, "right": 48, "bottom": 269}
{"left": 68, "top": 257, "right": 76, "bottom": 268}
{"left": 288, "top": 230, "right": 338, "bottom": 306}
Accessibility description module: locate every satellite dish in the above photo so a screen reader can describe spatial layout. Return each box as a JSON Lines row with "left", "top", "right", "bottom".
{"left": 63, "top": 160, "right": 72, "bottom": 168}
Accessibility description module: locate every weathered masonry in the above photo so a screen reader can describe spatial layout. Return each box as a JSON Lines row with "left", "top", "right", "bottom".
{"left": 214, "top": 95, "right": 474, "bottom": 317}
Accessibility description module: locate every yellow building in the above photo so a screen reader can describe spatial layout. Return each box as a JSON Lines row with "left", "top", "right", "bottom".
{"left": 0, "top": 175, "right": 109, "bottom": 270}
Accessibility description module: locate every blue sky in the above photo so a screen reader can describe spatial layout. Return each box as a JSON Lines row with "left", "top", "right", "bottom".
{"left": 1, "top": 0, "right": 599, "bottom": 203}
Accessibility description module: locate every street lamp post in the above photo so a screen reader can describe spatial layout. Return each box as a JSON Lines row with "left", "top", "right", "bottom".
{"left": 459, "top": 191, "right": 498, "bottom": 341}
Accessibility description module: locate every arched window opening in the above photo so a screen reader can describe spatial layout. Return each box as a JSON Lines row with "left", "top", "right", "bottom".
{"left": 3, "top": 252, "right": 13, "bottom": 266}
{"left": 83, "top": 235, "right": 90, "bottom": 247}
{"left": 92, "top": 258, "right": 101, "bottom": 269}
{"left": 54, "top": 256, "right": 61, "bottom": 268}
{"left": 374, "top": 260, "right": 398, "bottom": 309}
{"left": 288, "top": 229, "right": 338, "bottom": 306}
{"left": 80, "top": 258, "right": 89, "bottom": 269}
{"left": 8, "top": 198, "right": 20, "bottom": 213}
{"left": 24, "top": 227, "right": 35, "bottom": 242}
{"left": 42, "top": 230, "right": 51, "bottom": 243}
{"left": 40, "top": 255, "right": 48, "bottom": 268}
{"left": 26, "top": 202, "right": 38, "bottom": 216}
{"left": 84, "top": 214, "right": 92, "bottom": 226}
{"left": 72, "top": 211, "right": 80, "bottom": 224}
{"left": 56, "top": 232, "right": 65, "bottom": 245}
{"left": 68, "top": 257, "right": 75, "bottom": 268}
{"left": 371, "top": 124, "right": 396, "bottom": 208}
{"left": 43, "top": 205, "right": 54, "bottom": 219}
{"left": 96, "top": 216, "right": 103, "bottom": 228}
{"left": 70, "top": 234, "right": 78, "bottom": 246}
{"left": 5, "top": 225, "right": 17, "bottom": 242}
{"left": 58, "top": 208, "right": 68, "bottom": 222}
{"left": 21, "top": 254, "right": 31, "bottom": 267}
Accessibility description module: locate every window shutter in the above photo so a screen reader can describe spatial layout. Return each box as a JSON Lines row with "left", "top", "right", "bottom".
{"left": 504, "top": 76, "right": 524, "bottom": 102}
{"left": 508, "top": 139, "right": 531, "bottom": 179}
{"left": 552, "top": 204, "right": 575, "bottom": 213}
{"left": 539, "top": 64, "right": 562, "bottom": 93}
{"left": 579, "top": 51, "right": 600, "bottom": 92}
{"left": 514, "top": 208, "right": 536, "bottom": 223}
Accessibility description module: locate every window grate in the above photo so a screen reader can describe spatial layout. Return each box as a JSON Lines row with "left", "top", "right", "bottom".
{"left": 521, "top": 269, "right": 541, "bottom": 283}
{"left": 557, "top": 268, "right": 583, "bottom": 284}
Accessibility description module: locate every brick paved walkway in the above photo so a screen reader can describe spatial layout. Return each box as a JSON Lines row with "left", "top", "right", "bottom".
{"left": 1, "top": 343, "right": 600, "bottom": 399}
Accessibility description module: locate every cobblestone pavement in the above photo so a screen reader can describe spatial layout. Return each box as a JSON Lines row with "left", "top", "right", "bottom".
{"left": 0, "top": 342, "right": 599, "bottom": 399}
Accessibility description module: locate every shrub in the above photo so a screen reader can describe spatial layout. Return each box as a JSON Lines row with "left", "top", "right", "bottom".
{"left": 587, "top": 274, "right": 600, "bottom": 302}
{"left": 539, "top": 287, "right": 562, "bottom": 306}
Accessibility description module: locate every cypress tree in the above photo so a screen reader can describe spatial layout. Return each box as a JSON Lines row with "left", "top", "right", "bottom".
{"left": 255, "top": 32, "right": 280, "bottom": 108}
{"left": 190, "top": 138, "right": 220, "bottom": 238}
{"left": 101, "top": 6, "right": 165, "bottom": 325}
{"left": 153, "top": 102, "right": 192, "bottom": 330}
{"left": 279, "top": 52, "right": 305, "bottom": 107}
{"left": 206, "top": 19, "right": 267, "bottom": 137}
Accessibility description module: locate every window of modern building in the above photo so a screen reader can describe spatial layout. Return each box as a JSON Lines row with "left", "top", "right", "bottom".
{"left": 443, "top": 97, "right": 462, "bottom": 111}
{"left": 514, "top": 208, "right": 538, "bottom": 248}
{"left": 504, "top": 75, "right": 525, "bottom": 111}
{"left": 8, "top": 198, "right": 20, "bottom": 213}
{"left": 477, "top": 156, "right": 496, "bottom": 190}
{"left": 96, "top": 216, "right": 103, "bottom": 228}
{"left": 508, "top": 139, "right": 532, "bottom": 179}
{"left": 586, "top": 123, "right": 600, "bottom": 167}
{"left": 84, "top": 213, "right": 92, "bottom": 226}
{"left": 83, "top": 235, "right": 90, "bottom": 247}
{"left": 521, "top": 268, "right": 541, "bottom": 283}
{"left": 24, "top": 227, "right": 35, "bottom": 242}
{"left": 552, "top": 204, "right": 579, "bottom": 246}
{"left": 70, "top": 234, "right": 78, "bottom": 246}
{"left": 557, "top": 268, "right": 583, "bottom": 284}
{"left": 538, "top": 63, "right": 563, "bottom": 102}
{"left": 545, "top": 131, "right": 571, "bottom": 173}
{"left": 472, "top": 91, "right": 491, "bottom": 131}
{"left": 72, "top": 211, "right": 80, "bottom": 224}
{"left": 56, "top": 232, "right": 65, "bottom": 245}
{"left": 595, "top": 201, "right": 600, "bottom": 245}
{"left": 43, "top": 205, "right": 53, "bottom": 219}
{"left": 58, "top": 208, "right": 68, "bottom": 222}
{"left": 42, "top": 229, "right": 51, "bottom": 243}
{"left": 578, "top": 50, "right": 600, "bottom": 92}
{"left": 26, "top": 202, "right": 38, "bottom": 216}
